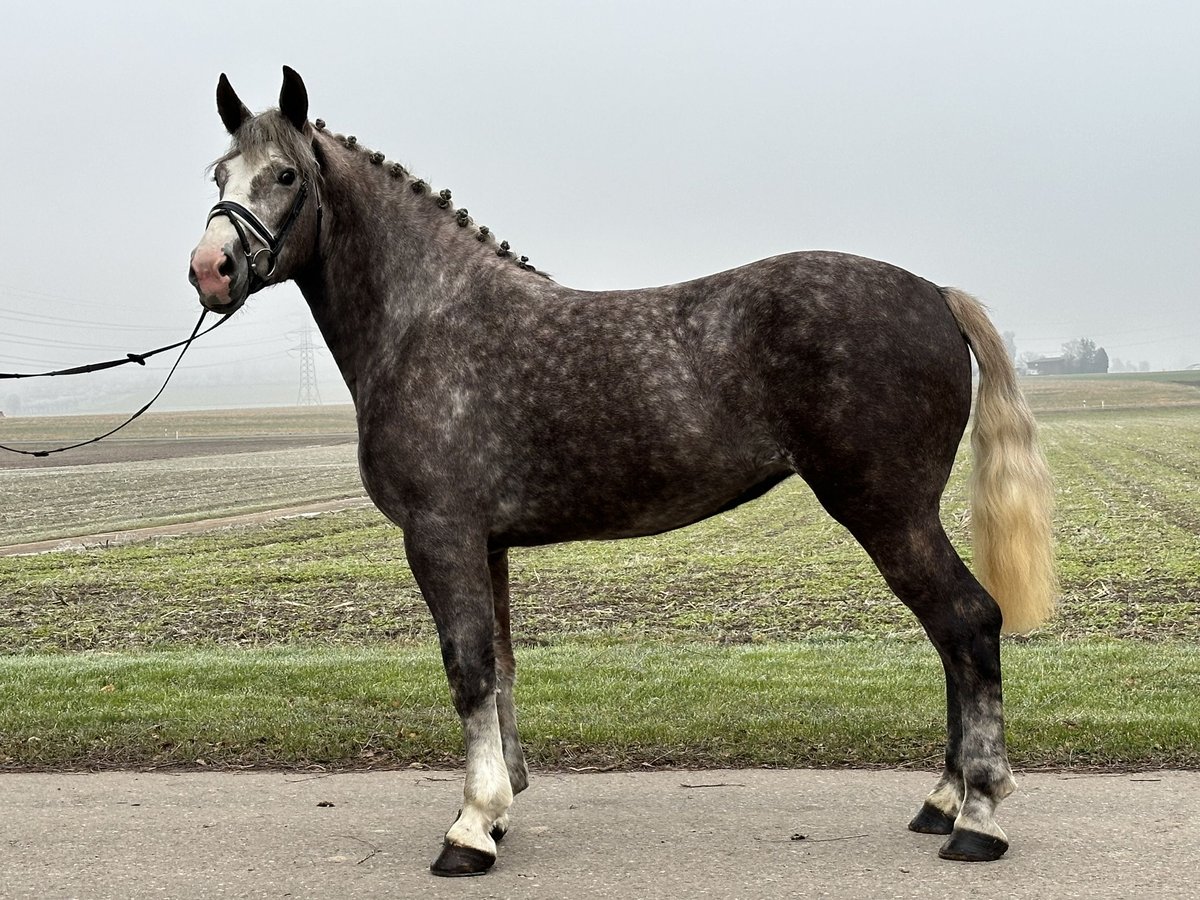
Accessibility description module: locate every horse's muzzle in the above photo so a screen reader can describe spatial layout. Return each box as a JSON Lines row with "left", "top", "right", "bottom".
{"left": 189, "top": 243, "right": 247, "bottom": 313}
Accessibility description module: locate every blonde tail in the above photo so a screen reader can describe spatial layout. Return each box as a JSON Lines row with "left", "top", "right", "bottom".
{"left": 941, "top": 287, "right": 1058, "bottom": 633}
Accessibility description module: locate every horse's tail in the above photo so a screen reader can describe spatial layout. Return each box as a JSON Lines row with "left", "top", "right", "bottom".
{"left": 941, "top": 286, "right": 1057, "bottom": 633}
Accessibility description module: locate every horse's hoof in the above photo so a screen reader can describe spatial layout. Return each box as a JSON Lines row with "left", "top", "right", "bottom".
{"left": 938, "top": 829, "right": 1009, "bottom": 862}
{"left": 908, "top": 801, "right": 956, "bottom": 835}
{"left": 430, "top": 841, "right": 496, "bottom": 877}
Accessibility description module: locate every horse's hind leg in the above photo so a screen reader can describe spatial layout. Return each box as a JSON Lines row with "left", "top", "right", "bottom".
{"left": 404, "top": 525, "right": 513, "bottom": 877}
{"left": 813, "top": 490, "right": 1016, "bottom": 861}
{"left": 908, "top": 671, "right": 964, "bottom": 835}
{"left": 487, "top": 549, "right": 529, "bottom": 843}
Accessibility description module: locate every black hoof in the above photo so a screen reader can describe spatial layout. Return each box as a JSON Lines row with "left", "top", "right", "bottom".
{"left": 908, "top": 801, "right": 956, "bottom": 835}
{"left": 430, "top": 841, "right": 496, "bottom": 877}
{"left": 938, "top": 828, "right": 1009, "bottom": 862}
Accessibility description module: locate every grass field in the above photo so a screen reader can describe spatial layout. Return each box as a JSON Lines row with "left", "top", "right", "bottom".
{"left": 2, "top": 642, "right": 1196, "bottom": 771}
{"left": 0, "top": 382, "right": 1197, "bottom": 770}
{"left": 1019, "top": 368, "right": 1200, "bottom": 412}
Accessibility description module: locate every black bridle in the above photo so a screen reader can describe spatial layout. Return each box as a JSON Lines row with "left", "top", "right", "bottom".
{"left": 207, "top": 178, "right": 321, "bottom": 295}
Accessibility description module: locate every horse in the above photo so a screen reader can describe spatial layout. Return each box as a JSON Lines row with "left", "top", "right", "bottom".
{"left": 189, "top": 67, "right": 1056, "bottom": 877}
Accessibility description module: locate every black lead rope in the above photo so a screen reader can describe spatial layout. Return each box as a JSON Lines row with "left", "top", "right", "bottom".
{"left": 0, "top": 310, "right": 231, "bottom": 458}
{"left": 1, "top": 177, "right": 317, "bottom": 458}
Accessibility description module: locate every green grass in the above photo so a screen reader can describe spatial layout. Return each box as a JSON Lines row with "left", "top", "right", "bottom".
{"left": 2, "top": 641, "right": 1195, "bottom": 771}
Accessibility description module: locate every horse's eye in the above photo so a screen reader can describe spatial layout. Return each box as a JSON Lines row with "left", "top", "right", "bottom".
{"left": 278, "top": 169, "right": 297, "bottom": 186}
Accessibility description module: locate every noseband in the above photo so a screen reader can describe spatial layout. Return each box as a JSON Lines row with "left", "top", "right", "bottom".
{"left": 207, "top": 179, "right": 321, "bottom": 294}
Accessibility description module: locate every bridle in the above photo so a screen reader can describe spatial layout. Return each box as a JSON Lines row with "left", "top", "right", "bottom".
{"left": 206, "top": 176, "right": 322, "bottom": 295}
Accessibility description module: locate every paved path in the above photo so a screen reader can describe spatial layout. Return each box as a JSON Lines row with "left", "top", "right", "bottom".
{"left": 1, "top": 769, "right": 1196, "bottom": 899}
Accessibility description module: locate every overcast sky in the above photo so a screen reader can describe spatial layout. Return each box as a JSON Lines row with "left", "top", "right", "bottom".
{"left": 1, "top": 1, "right": 1197, "bottom": 412}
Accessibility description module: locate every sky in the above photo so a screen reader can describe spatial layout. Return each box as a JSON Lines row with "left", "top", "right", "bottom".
{"left": 1, "top": 0, "right": 1197, "bottom": 413}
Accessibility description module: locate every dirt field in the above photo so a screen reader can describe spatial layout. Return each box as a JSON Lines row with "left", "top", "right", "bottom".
{"left": 0, "top": 433, "right": 356, "bottom": 470}
{"left": 0, "top": 430, "right": 363, "bottom": 546}
{"left": 0, "top": 497, "right": 372, "bottom": 558}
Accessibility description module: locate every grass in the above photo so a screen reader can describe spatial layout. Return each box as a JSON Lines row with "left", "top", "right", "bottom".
{"left": 0, "top": 402, "right": 1197, "bottom": 771}
{"left": 2, "top": 641, "right": 1197, "bottom": 771}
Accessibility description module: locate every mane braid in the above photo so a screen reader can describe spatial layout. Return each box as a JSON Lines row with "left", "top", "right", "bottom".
{"left": 316, "top": 119, "right": 551, "bottom": 280}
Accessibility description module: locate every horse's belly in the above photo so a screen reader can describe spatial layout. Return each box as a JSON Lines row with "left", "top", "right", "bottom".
{"left": 491, "top": 458, "right": 790, "bottom": 546}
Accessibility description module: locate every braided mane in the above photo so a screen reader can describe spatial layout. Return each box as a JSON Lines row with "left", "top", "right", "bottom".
{"left": 314, "top": 118, "right": 550, "bottom": 279}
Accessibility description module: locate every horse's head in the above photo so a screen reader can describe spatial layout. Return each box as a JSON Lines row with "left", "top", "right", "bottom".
{"left": 189, "top": 66, "right": 322, "bottom": 314}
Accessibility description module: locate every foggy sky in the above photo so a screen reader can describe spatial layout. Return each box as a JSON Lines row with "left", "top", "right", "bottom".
{"left": 1, "top": 1, "right": 1197, "bottom": 413}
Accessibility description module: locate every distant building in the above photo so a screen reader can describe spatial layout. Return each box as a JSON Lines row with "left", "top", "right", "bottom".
{"left": 1027, "top": 356, "right": 1069, "bottom": 376}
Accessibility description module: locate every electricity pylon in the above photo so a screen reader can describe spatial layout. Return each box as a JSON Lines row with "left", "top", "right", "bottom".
{"left": 294, "top": 323, "right": 323, "bottom": 406}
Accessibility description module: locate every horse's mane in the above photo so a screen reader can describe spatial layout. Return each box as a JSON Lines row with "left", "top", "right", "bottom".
{"left": 318, "top": 121, "right": 551, "bottom": 279}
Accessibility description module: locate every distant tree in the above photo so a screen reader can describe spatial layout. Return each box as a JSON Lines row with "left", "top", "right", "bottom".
{"left": 1061, "top": 338, "right": 1109, "bottom": 374}
{"left": 1139, "top": 360, "right": 1150, "bottom": 372}
{"left": 1002, "top": 331, "right": 1018, "bottom": 363}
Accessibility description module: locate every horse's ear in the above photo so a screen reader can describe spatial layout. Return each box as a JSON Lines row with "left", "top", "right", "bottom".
{"left": 279, "top": 66, "right": 309, "bottom": 131}
{"left": 217, "top": 73, "right": 251, "bottom": 135}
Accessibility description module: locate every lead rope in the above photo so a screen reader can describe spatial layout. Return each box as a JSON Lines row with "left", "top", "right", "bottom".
{"left": 0, "top": 309, "right": 231, "bottom": 457}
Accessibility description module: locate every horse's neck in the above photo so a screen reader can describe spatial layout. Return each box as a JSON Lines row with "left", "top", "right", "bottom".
{"left": 295, "top": 148, "right": 502, "bottom": 399}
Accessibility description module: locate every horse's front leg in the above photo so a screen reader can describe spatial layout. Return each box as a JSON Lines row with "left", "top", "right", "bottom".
{"left": 488, "top": 548, "right": 528, "bottom": 844}
{"left": 405, "top": 525, "right": 513, "bottom": 877}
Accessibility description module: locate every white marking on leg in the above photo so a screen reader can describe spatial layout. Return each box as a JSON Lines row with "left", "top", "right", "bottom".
{"left": 955, "top": 793, "right": 1010, "bottom": 843}
{"left": 926, "top": 771, "right": 965, "bottom": 817}
{"left": 446, "top": 695, "right": 513, "bottom": 855}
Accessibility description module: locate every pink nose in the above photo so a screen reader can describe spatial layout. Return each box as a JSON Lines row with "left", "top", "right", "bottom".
{"left": 190, "top": 246, "right": 233, "bottom": 301}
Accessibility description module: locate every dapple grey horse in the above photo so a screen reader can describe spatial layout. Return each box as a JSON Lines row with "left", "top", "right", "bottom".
{"left": 189, "top": 67, "right": 1055, "bottom": 877}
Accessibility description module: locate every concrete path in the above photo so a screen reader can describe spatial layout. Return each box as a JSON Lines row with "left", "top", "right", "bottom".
{"left": 1, "top": 769, "right": 1195, "bottom": 899}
